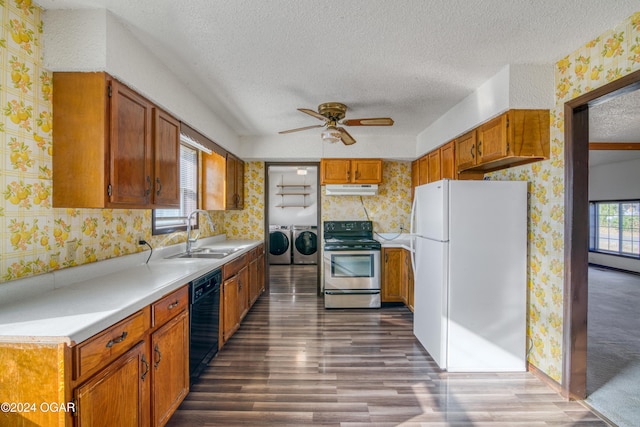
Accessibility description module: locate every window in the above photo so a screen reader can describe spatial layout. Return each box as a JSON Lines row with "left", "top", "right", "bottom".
{"left": 589, "top": 200, "right": 640, "bottom": 258}
{"left": 152, "top": 143, "right": 198, "bottom": 235}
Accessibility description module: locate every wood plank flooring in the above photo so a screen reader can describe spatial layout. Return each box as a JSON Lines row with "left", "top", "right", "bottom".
{"left": 167, "top": 265, "right": 606, "bottom": 426}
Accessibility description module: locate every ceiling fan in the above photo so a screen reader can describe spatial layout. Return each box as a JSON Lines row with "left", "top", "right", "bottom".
{"left": 278, "top": 102, "right": 394, "bottom": 145}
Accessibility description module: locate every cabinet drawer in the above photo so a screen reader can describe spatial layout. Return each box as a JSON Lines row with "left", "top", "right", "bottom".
{"left": 74, "top": 307, "right": 150, "bottom": 380}
{"left": 224, "top": 253, "right": 248, "bottom": 279}
{"left": 152, "top": 285, "right": 188, "bottom": 328}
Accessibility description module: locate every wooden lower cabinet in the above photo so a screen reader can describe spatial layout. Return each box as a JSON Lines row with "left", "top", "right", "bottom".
{"left": 74, "top": 340, "right": 151, "bottom": 427}
{"left": 222, "top": 275, "right": 240, "bottom": 342}
{"left": 381, "top": 248, "right": 404, "bottom": 303}
{"left": 249, "top": 244, "right": 265, "bottom": 306}
{"left": 381, "top": 247, "right": 414, "bottom": 310}
{"left": 73, "top": 286, "right": 189, "bottom": 426}
{"left": 402, "top": 249, "right": 414, "bottom": 312}
{"left": 151, "top": 310, "right": 189, "bottom": 427}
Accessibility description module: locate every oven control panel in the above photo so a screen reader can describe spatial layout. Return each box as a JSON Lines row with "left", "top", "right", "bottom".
{"left": 324, "top": 221, "right": 372, "bottom": 233}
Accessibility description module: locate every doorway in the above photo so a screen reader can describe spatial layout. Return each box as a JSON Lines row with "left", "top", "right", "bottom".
{"left": 264, "top": 162, "right": 322, "bottom": 295}
{"left": 564, "top": 68, "right": 640, "bottom": 404}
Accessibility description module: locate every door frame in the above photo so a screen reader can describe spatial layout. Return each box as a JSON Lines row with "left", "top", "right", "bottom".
{"left": 563, "top": 68, "right": 640, "bottom": 399}
{"left": 264, "top": 162, "right": 322, "bottom": 294}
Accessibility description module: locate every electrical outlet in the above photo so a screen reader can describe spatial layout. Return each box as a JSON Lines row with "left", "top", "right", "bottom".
{"left": 65, "top": 239, "right": 78, "bottom": 260}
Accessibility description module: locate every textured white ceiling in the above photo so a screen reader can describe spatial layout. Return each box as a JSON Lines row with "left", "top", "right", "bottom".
{"left": 35, "top": 0, "right": 640, "bottom": 144}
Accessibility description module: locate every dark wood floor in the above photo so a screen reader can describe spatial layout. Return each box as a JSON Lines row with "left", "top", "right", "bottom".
{"left": 167, "top": 265, "right": 606, "bottom": 426}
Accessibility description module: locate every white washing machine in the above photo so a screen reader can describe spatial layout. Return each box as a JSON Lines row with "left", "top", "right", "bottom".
{"left": 292, "top": 225, "right": 318, "bottom": 264}
{"left": 269, "top": 225, "right": 292, "bottom": 264}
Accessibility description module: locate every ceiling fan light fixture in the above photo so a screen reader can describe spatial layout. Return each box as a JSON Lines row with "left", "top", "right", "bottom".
{"left": 321, "top": 128, "right": 342, "bottom": 143}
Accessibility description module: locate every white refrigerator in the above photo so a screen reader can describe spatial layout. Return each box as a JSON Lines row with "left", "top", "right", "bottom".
{"left": 410, "top": 179, "right": 527, "bottom": 372}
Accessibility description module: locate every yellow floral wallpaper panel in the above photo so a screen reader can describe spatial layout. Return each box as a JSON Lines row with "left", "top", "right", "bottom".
{"left": 321, "top": 160, "right": 412, "bottom": 233}
{"left": 490, "top": 11, "right": 640, "bottom": 382}
{"left": 0, "top": 1, "right": 228, "bottom": 283}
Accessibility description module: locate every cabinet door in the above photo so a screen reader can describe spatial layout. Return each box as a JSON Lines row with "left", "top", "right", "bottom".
{"left": 109, "top": 80, "right": 153, "bottom": 207}
{"left": 476, "top": 114, "right": 508, "bottom": 164}
{"left": 249, "top": 256, "right": 259, "bottom": 306}
{"left": 455, "top": 130, "right": 477, "bottom": 171}
{"left": 152, "top": 108, "right": 180, "bottom": 208}
{"left": 257, "top": 248, "right": 265, "bottom": 295}
{"left": 428, "top": 150, "right": 441, "bottom": 183}
{"left": 235, "top": 158, "right": 245, "bottom": 210}
{"left": 403, "top": 249, "right": 415, "bottom": 312}
{"left": 225, "top": 154, "right": 244, "bottom": 210}
{"left": 411, "top": 160, "right": 420, "bottom": 199}
{"left": 151, "top": 311, "right": 189, "bottom": 427}
{"left": 202, "top": 150, "right": 226, "bottom": 210}
{"left": 440, "top": 141, "right": 456, "bottom": 180}
{"left": 320, "top": 159, "right": 351, "bottom": 184}
{"left": 381, "top": 248, "right": 404, "bottom": 302}
{"left": 238, "top": 266, "right": 249, "bottom": 320}
{"left": 75, "top": 340, "right": 150, "bottom": 427}
{"left": 222, "top": 277, "right": 239, "bottom": 342}
{"left": 352, "top": 159, "right": 382, "bottom": 183}
{"left": 418, "top": 156, "right": 429, "bottom": 185}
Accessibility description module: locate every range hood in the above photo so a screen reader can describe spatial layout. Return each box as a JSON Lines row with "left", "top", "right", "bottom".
{"left": 325, "top": 184, "right": 378, "bottom": 196}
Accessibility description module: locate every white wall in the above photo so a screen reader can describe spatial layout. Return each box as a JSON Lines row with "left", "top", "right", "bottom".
{"left": 416, "top": 64, "right": 554, "bottom": 157}
{"left": 43, "top": 9, "right": 241, "bottom": 154}
{"left": 268, "top": 166, "right": 318, "bottom": 227}
{"left": 241, "top": 134, "right": 416, "bottom": 161}
{"left": 589, "top": 156, "right": 640, "bottom": 273}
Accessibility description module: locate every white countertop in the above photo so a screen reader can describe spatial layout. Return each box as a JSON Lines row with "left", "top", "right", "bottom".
{"left": 375, "top": 233, "right": 413, "bottom": 251}
{"left": 0, "top": 237, "right": 261, "bottom": 345}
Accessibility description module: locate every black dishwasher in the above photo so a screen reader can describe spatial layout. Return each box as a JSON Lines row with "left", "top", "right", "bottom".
{"left": 189, "top": 268, "right": 221, "bottom": 383}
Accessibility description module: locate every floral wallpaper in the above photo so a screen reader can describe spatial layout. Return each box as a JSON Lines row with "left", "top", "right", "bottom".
{"left": 490, "top": 11, "right": 640, "bottom": 382}
{"left": 0, "top": 1, "right": 226, "bottom": 284}
{"left": 321, "top": 161, "right": 412, "bottom": 233}
{"left": 224, "top": 161, "right": 264, "bottom": 240}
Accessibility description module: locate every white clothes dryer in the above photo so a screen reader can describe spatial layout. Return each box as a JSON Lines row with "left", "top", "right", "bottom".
{"left": 292, "top": 225, "right": 318, "bottom": 264}
{"left": 269, "top": 225, "right": 292, "bottom": 264}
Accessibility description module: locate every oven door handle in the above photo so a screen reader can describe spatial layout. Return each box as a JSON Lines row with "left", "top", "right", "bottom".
{"left": 324, "top": 290, "right": 381, "bottom": 295}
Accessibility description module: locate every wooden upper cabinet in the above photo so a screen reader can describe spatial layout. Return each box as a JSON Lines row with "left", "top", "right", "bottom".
{"left": 428, "top": 150, "right": 441, "bottom": 182}
{"left": 52, "top": 72, "right": 180, "bottom": 209}
{"left": 418, "top": 156, "right": 429, "bottom": 185}
{"left": 109, "top": 80, "right": 153, "bottom": 207}
{"left": 457, "top": 109, "right": 550, "bottom": 174}
{"left": 152, "top": 108, "right": 180, "bottom": 207}
{"left": 476, "top": 114, "right": 508, "bottom": 164}
{"left": 225, "top": 154, "right": 244, "bottom": 210}
{"left": 440, "top": 141, "right": 455, "bottom": 180}
{"left": 320, "top": 159, "right": 352, "bottom": 183}
{"left": 320, "top": 159, "right": 383, "bottom": 184}
{"left": 353, "top": 159, "right": 383, "bottom": 183}
{"left": 202, "top": 150, "right": 226, "bottom": 210}
{"left": 455, "top": 130, "right": 478, "bottom": 171}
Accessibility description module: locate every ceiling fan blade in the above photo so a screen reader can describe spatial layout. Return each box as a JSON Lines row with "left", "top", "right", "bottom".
{"left": 342, "top": 117, "right": 394, "bottom": 126}
{"left": 298, "top": 108, "right": 327, "bottom": 121}
{"left": 278, "top": 124, "right": 324, "bottom": 134}
{"left": 337, "top": 127, "right": 356, "bottom": 145}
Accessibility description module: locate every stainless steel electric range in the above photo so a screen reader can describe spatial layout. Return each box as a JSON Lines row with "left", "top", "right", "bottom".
{"left": 323, "top": 220, "right": 381, "bottom": 308}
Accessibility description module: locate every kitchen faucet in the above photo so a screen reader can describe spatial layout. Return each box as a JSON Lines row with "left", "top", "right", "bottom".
{"left": 185, "top": 209, "right": 214, "bottom": 253}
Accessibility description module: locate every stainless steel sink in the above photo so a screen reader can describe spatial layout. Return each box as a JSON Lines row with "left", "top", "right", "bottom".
{"left": 165, "top": 246, "right": 241, "bottom": 260}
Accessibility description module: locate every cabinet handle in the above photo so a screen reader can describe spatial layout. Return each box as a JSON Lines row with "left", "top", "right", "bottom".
{"left": 141, "top": 354, "right": 149, "bottom": 381}
{"left": 105, "top": 331, "right": 128, "bottom": 348}
{"left": 478, "top": 141, "right": 483, "bottom": 156}
{"left": 346, "top": 170, "right": 350, "bottom": 180}
{"left": 470, "top": 144, "right": 475, "bottom": 159}
{"left": 154, "top": 343, "right": 162, "bottom": 369}
{"left": 145, "top": 176, "right": 152, "bottom": 196}
{"left": 156, "top": 177, "right": 162, "bottom": 196}
{"left": 167, "top": 300, "right": 179, "bottom": 310}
